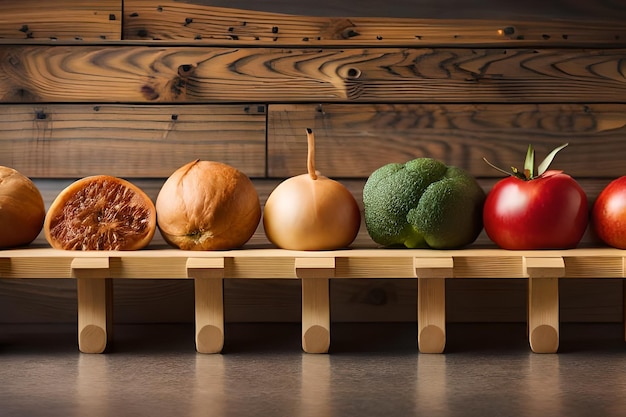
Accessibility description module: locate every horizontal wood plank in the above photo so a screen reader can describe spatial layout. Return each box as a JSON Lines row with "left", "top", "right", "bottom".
{"left": 5, "top": 103, "right": 625, "bottom": 180}
{"left": 122, "top": 1, "right": 626, "bottom": 47}
{"left": 0, "top": 104, "right": 266, "bottom": 178}
{"left": 268, "top": 103, "right": 626, "bottom": 178}
{"left": 168, "top": 0, "right": 626, "bottom": 21}
{"left": 1, "top": 46, "right": 625, "bottom": 103}
{"left": 0, "top": 0, "right": 121, "bottom": 41}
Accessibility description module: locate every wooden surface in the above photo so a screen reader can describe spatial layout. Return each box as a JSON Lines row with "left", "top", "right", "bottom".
{"left": 2, "top": 46, "right": 625, "bottom": 103}
{"left": 267, "top": 103, "right": 626, "bottom": 178}
{"left": 4, "top": 103, "right": 626, "bottom": 179}
{"left": 164, "top": 0, "right": 626, "bottom": 21}
{"left": 187, "top": 257, "right": 225, "bottom": 353}
{"left": 3, "top": 247, "right": 625, "bottom": 278}
{"left": 0, "top": 0, "right": 121, "bottom": 41}
{"left": 122, "top": 1, "right": 626, "bottom": 46}
{"left": 415, "top": 257, "right": 452, "bottom": 353}
{"left": 0, "top": 104, "right": 266, "bottom": 178}
{"left": 0, "top": 1, "right": 625, "bottom": 329}
{"left": 1, "top": 247, "right": 624, "bottom": 353}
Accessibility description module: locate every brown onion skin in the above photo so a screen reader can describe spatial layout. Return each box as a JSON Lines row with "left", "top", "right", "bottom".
{"left": 0, "top": 166, "right": 46, "bottom": 248}
{"left": 263, "top": 173, "right": 361, "bottom": 251}
{"left": 156, "top": 160, "right": 261, "bottom": 251}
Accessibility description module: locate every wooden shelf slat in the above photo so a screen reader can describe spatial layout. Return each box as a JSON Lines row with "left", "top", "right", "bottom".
{"left": 2, "top": 247, "right": 626, "bottom": 279}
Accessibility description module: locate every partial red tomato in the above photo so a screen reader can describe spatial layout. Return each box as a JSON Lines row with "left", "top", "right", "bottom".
{"left": 483, "top": 171, "right": 588, "bottom": 249}
{"left": 592, "top": 176, "right": 626, "bottom": 249}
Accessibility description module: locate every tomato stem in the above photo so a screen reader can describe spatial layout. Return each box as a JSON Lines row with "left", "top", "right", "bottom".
{"left": 523, "top": 144, "right": 534, "bottom": 180}
{"left": 483, "top": 143, "right": 569, "bottom": 181}
{"left": 306, "top": 128, "right": 318, "bottom": 180}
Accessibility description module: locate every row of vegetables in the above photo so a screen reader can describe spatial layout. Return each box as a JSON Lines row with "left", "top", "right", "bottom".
{"left": 1, "top": 133, "right": 626, "bottom": 251}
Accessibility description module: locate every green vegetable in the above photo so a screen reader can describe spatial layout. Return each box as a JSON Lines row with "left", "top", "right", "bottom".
{"left": 363, "top": 158, "right": 485, "bottom": 249}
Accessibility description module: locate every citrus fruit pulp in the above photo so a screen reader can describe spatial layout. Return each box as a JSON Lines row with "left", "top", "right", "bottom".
{"left": 44, "top": 175, "right": 156, "bottom": 250}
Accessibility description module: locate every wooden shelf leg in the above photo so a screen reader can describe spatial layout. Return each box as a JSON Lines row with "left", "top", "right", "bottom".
{"left": 414, "top": 257, "right": 452, "bottom": 354}
{"left": 72, "top": 258, "right": 111, "bottom": 354}
{"left": 524, "top": 257, "right": 564, "bottom": 354}
{"left": 187, "top": 258, "right": 225, "bottom": 354}
{"left": 296, "top": 258, "right": 335, "bottom": 354}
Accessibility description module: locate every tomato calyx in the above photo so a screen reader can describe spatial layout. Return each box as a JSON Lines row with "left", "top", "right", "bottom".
{"left": 483, "top": 143, "right": 568, "bottom": 181}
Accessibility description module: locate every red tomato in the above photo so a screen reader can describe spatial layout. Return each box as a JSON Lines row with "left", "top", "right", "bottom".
{"left": 483, "top": 171, "right": 589, "bottom": 249}
{"left": 592, "top": 176, "right": 626, "bottom": 249}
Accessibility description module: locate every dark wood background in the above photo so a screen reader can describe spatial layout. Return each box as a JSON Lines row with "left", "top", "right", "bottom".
{"left": 1, "top": 0, "right": 625, "bottom": 325}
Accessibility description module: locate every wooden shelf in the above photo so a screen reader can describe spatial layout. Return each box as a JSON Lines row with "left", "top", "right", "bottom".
{"left": 1, "top": 246, "right": 624, "bottom": 354}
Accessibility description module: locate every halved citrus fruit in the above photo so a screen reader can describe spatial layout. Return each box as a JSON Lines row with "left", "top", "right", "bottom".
{"left": 44, "top": 175, "right": 156, "bottom": 250}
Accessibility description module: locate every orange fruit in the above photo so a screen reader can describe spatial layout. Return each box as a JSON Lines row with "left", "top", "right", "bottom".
{"left": 44, "top": 175, "right": 156, "bottom": 250}
{"left": 0, "top": 166, "right": 46, "bottom": 248}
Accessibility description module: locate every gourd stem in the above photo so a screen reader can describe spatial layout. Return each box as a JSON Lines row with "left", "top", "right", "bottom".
{"left": 306, "top": 128, "right": 317, "bottom": 180}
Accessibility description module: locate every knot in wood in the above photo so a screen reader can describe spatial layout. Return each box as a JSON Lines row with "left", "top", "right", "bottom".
{"left": 498, "top": 26, "right": 516, "bottom": 36}
{"left": 177, "top": 64, "right": 195, "bottom": 77}
{"left": 342, "top": 28, "right": 360, "bottom": 39}
{"left": 322, "top": 18, "right": 357, "bottom": 40}
{"left": 339, "top": 66, "right": 362, "bottom": 79}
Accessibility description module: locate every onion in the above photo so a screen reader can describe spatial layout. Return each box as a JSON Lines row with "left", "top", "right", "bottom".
{"left": 156, "top": 160, "right": 261, "bottom": 250}
{"left": 263, "top": 128, "right": 361, "bottom": 250}
{"left": 0, "top": 166, "right": 45, "bottom": 248}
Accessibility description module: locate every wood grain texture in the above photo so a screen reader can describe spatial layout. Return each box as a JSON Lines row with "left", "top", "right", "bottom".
{"left": 4, "top": 102, "right": 625, "bottom": 180}
{"left": 0, "top": 104, "right": 266, "bottom": 178}
{"left": 172, "top": 0, "right": 626, "bottom": 21}
{"left": 0, "top": 0, "right": 121, "bottom": 41}
{"left": 268, "top": 103, "right": 626, "bottom": 178}
{"left": 417, "top": 277, "right": 446, "bottom": 353}
{"left": 123, "top": 1, "right": 626, "bottom": 47}
{"left": 1, "top": 46, "right": 625, "bottom": 103}
{"left": 5, "top": 247, "right": 626, "bottom": 275}
{"left": 0, "top": 249, "right": 623, "bottom": 325}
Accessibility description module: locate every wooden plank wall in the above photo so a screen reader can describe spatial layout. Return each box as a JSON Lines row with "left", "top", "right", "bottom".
{"left": 1, "top": 0, "right": 625, "bottom": 324}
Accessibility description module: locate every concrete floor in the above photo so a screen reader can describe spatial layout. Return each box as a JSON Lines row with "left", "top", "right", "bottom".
{"left": 0, "top": 322, "right": 625, "bottom": 417}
